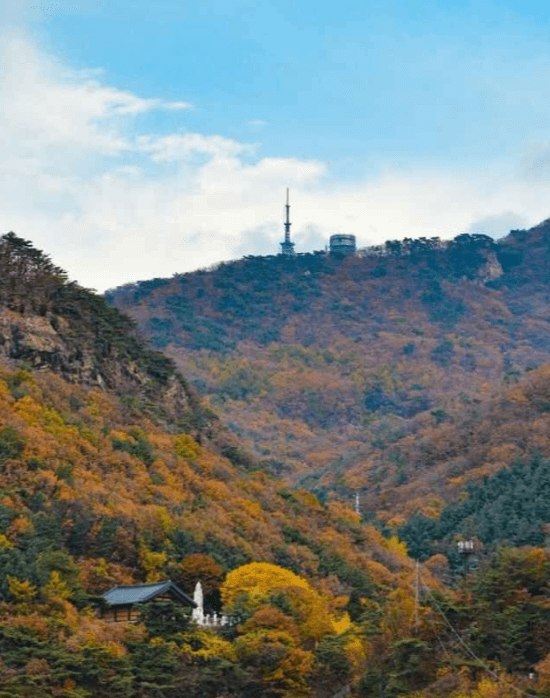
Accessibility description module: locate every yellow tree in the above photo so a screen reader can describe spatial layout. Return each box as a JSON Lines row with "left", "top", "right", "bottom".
{"left": 7, "top": 575, "right": 37, "bottom": 602}
{"left": 235, "top": 606, "right": 314, "bottom": 698}
{"left": 221, "top": 562, "right": 312, "bottom": 608}
{"left": 221, "top": 562, "right": 334, "bottom": 643}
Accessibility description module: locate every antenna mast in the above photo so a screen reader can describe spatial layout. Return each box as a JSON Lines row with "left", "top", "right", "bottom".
{"left": 280, "top": 188, "right": 296, "bottom": 256}
{"left": 285, "top": 188, "right": 291, "bottom": 243}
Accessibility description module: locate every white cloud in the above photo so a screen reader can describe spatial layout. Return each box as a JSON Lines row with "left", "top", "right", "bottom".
{"left": 0, "top": 32, "right": 191, "bottom": 161}
{"left": 0, "top": 37, "right": 131, "bottom": 163}
{"left": 137, "top": 133, "right": 254, "bottom": 162}
{"left": 2, "top": 31, "right": 550, "bottom": 293}
{"left": 161, "top": 100, "right": 193, "bottom": 111}
{"left": 466, "top": 212, "right": 530, "bottom": 239}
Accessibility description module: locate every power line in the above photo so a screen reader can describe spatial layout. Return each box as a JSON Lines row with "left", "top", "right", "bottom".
{"left": 417, "top": 566, "right": 539, "bottom": 698}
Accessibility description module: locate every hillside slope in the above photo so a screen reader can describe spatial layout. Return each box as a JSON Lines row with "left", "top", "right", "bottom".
{"left": 0, "top": 232, "right": 408, "bottom": 583}
{"left": 106, "top": 222, "right": 550, "bottom": 514}
{"left": 4, "top": 232, "right": 550, "bottom": 698}
{"left": 0, "top": 231, "right": 427, "bottom": 697}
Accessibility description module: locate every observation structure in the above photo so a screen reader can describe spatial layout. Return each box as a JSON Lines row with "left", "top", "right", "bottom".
{"left": 329, "top": 234, "right": 356, "bottom": 257}
{"left": 457, "top": 539, "right": 478, "bottom": 571}
{"left": 457, "top": 540, "right": 475, "bottom": 555}
{"left": 280, "top": 188, "right": 296, "bottom": 257}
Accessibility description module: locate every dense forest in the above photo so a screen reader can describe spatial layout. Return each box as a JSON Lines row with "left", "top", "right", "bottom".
{"left": 106, "top": 219, "right": 550, "bottom": 520}
{"left": 400, "top": 452, "right": 550, "bottom": 561}
{"left": 3, "top": 231, "right": 550, "bottom": 696}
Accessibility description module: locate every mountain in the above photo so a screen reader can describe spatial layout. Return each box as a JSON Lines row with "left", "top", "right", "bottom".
{"left": 0, "top": 231, "right": 426, "bottom": 697}
{"left": 0, "top": 232, "right": 413, "bottom": 577}
{"left": 4, "top": 230, "right": 550, "bottom": 697}
{"left": 106, "top": 220, "right": 550, "bottom": 520}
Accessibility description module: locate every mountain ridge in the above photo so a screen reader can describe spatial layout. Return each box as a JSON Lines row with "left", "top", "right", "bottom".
{"left": 106, "top": 219, "right": 550, "bottom": 518}
{"left": 3, "top": 229, "right": 550, "bottom": 696}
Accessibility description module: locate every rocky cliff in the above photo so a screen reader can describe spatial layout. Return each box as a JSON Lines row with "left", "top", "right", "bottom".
{"left": 0, "top": 232, "right": 215, "bottom": 438}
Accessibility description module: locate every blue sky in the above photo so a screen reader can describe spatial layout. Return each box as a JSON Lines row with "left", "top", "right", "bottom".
{"left": 2, "top": 0, "right": 550, "bottom": 289}
{"left": 42, "top": 0, "right": 550, "bottom": 167}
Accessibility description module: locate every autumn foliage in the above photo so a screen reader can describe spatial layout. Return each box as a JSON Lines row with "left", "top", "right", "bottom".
{"left": 106, "top": 219, "right": 550, "bottom": 525}
{"left": 2, "top": 230, "right": 550, "bottom": 696}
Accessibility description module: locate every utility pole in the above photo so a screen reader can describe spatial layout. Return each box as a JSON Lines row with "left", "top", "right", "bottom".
{"left": 414, "top": 561, "right": 420, "bottom": 634}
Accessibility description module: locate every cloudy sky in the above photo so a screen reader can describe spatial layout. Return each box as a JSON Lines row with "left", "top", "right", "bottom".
{"left": 3, "top": 0, "right": 550, "bottom": 291}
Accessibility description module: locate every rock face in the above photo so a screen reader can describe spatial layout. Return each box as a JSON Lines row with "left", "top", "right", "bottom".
{"left": 0, "top": 306, "right": 138, "bottom": 385}
{"left": 0, "top": 231, "right": 224, "bottom": 447}
{"left": 0, "top": 305, "right": 214, "bottom": 438}
{"left": 476, "top": 251, "right": 503, "bottom": 284}
{"left": 0, "top": 311, "right": 66, "bottom": 365}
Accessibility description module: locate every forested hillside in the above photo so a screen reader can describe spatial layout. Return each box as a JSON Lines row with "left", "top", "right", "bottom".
{"left": 107, "top": 219, "right": 550, "bottom": 520}
{"left": 0, "top": 231, "right": 426, "bottom": 696}
{"left": 0, "top": 354, "right": 428, "bottom": 697}
{"left": 4, "top": 230, "right": 550, "bottom": 697}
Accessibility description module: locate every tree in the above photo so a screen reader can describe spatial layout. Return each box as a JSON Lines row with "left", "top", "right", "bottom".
{"left": 171, "top": 553, "right": 224, "bottom": 612}
{"left": 461, "top": 546, "right": 550, "bottom": 672}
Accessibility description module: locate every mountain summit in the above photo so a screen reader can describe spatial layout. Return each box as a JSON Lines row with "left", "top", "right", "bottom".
{"left": 106, "top": 220, "right": 550, "bottom": 518}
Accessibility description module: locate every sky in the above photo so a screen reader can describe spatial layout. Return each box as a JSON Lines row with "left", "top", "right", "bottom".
{"left": 3, "top": 0, "right": 550, "bottom": 290}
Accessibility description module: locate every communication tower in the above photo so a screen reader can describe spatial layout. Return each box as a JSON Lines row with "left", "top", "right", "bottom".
{"left": 280, "top": 188, "right": 296, "bottom": 257}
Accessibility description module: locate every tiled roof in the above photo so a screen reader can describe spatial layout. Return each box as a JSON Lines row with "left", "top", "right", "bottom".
{"left": 102, "top": 580, "right": 196, "bottom": 607}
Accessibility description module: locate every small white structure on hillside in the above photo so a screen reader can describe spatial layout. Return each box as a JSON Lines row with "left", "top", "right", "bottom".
{"left": 191, "top": 581, "right": 204, "bottom": 624}
{"left": 191, "top": 580, "right": 231, "bottom": 627}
